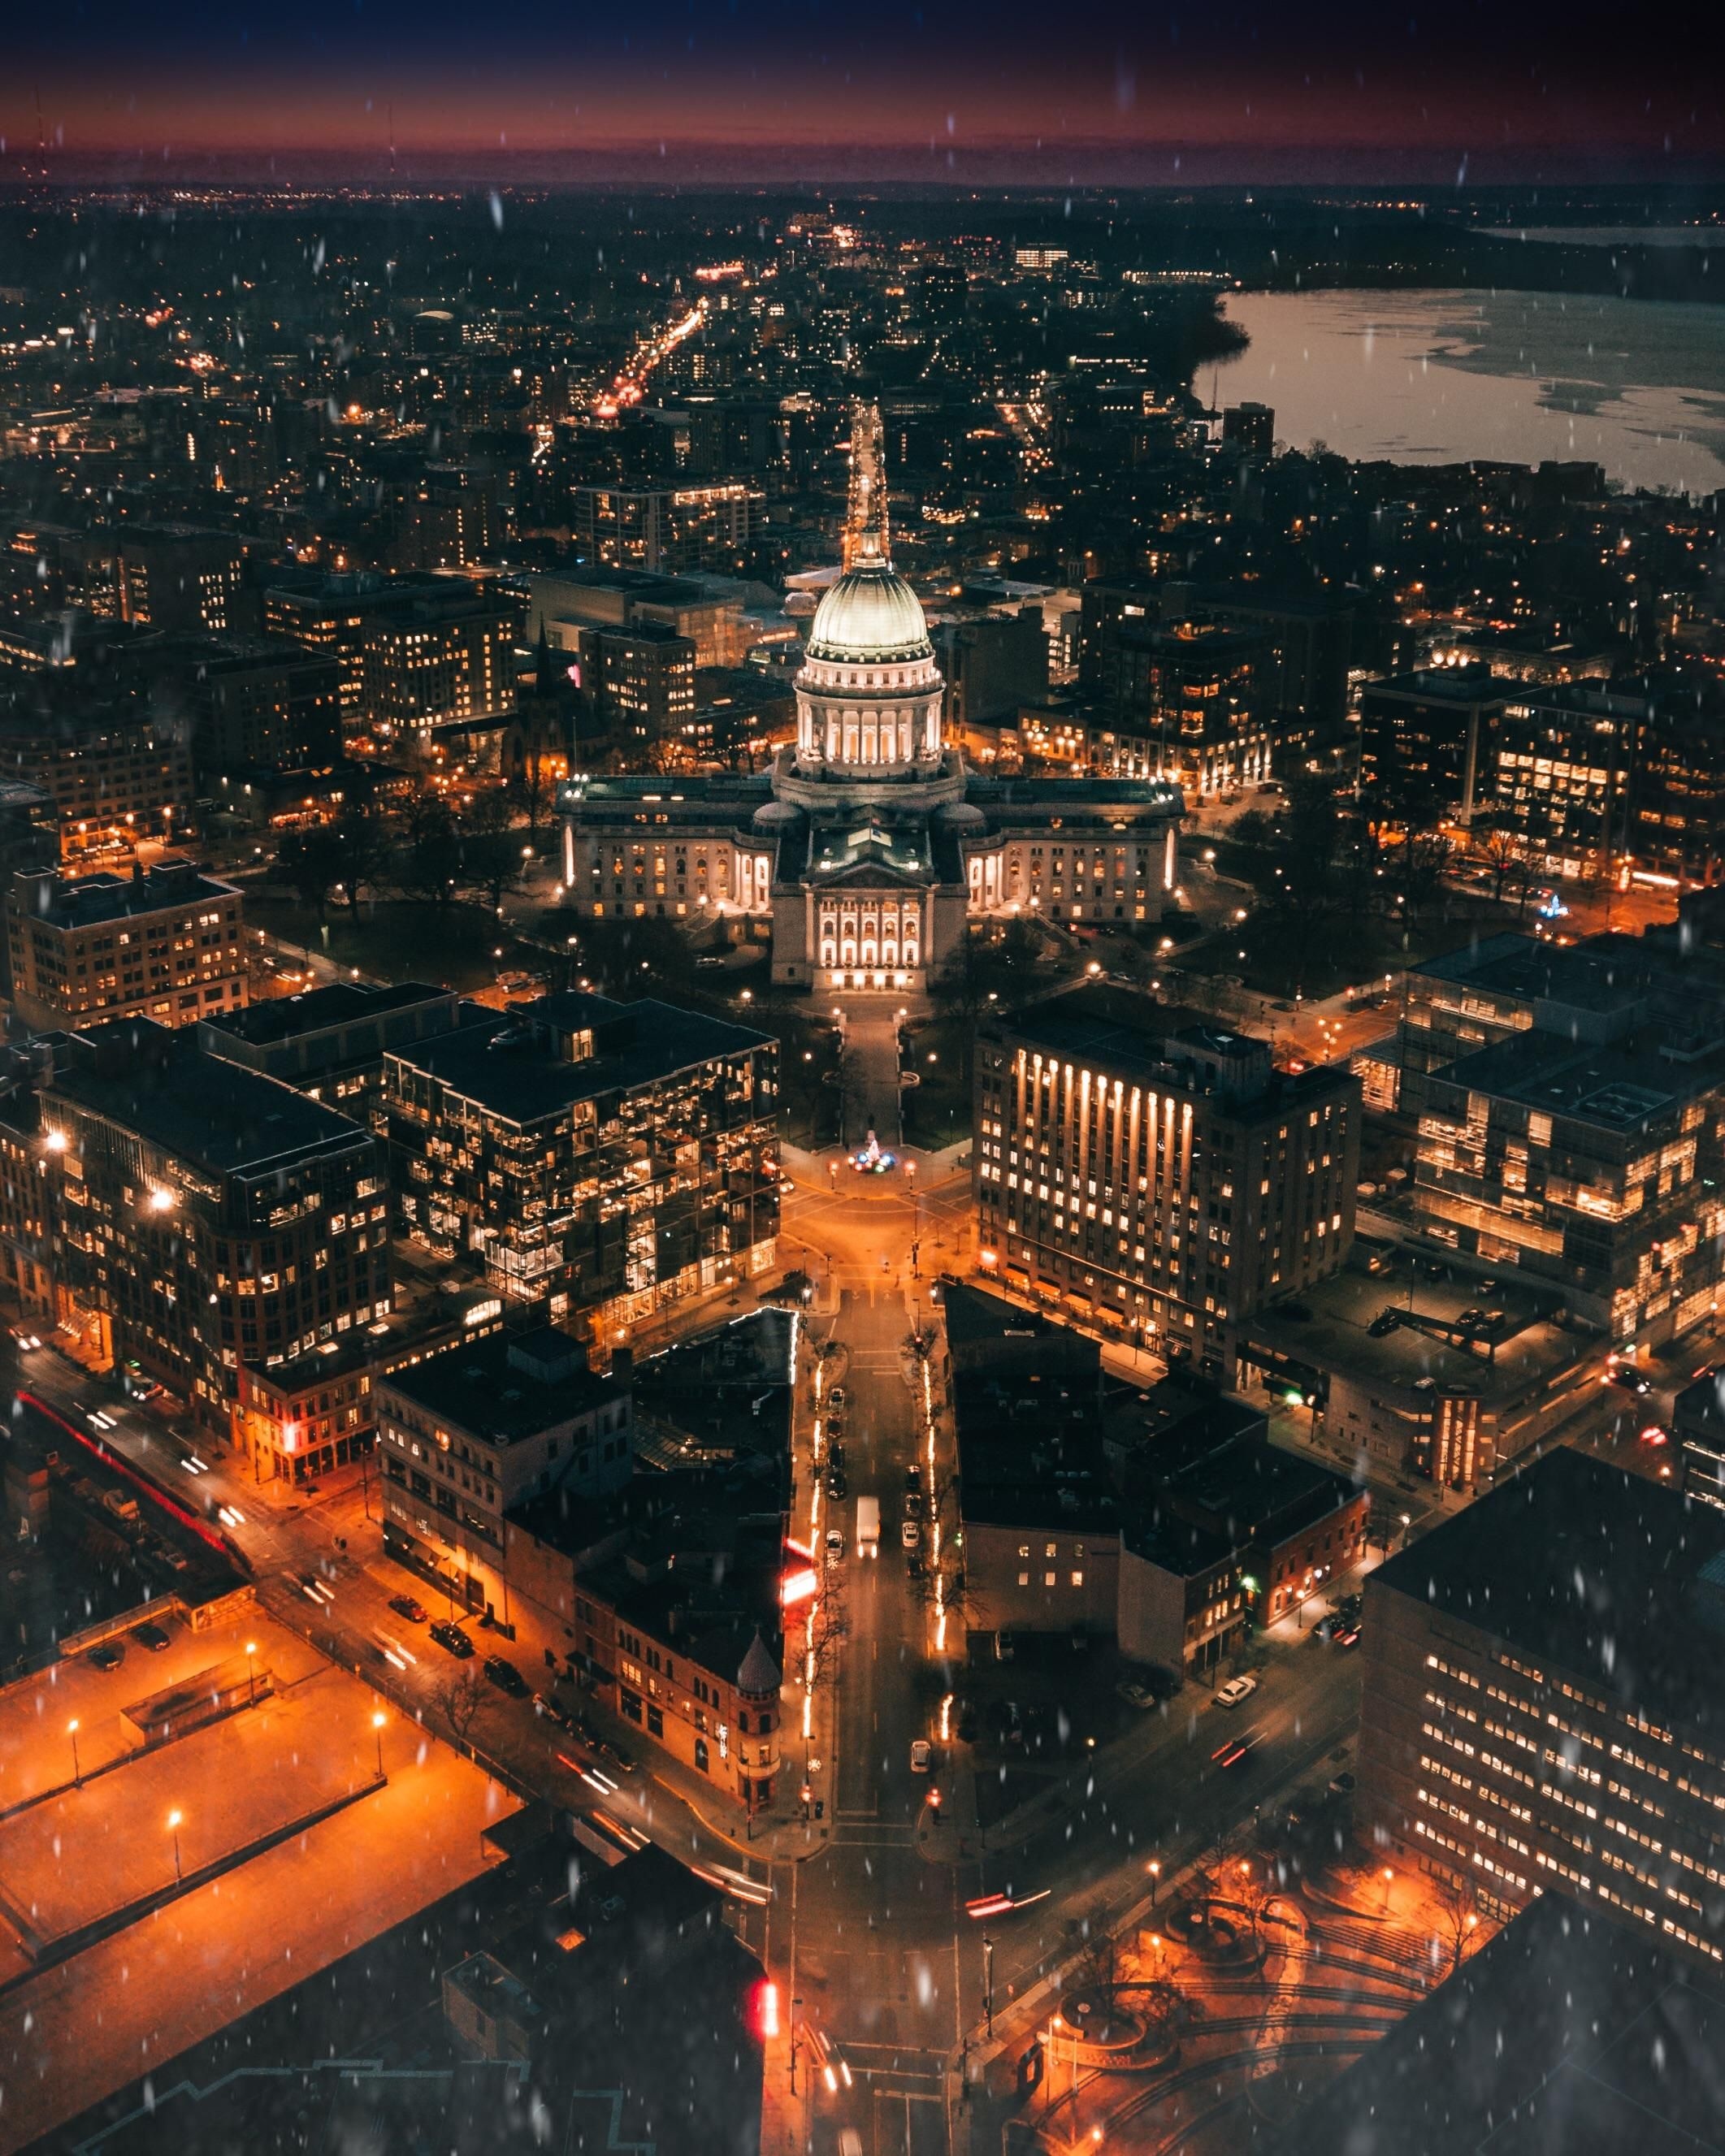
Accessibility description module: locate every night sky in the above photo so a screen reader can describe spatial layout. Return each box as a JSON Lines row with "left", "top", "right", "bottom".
{"left": 4, "top": 0, "right": 1718, "bottom": 176}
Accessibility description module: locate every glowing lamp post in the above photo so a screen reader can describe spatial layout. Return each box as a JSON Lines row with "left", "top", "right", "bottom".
{"left": 67, "top": 1718, "right": 81, "bottom": 1786}
{"left": 168, "top": 1808, "right": 184, "bottom": 1883}
{"left": 372, "top": 1710, "right": 386, "bottom": 1778}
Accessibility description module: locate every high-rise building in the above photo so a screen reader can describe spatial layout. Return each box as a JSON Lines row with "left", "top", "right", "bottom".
{"left": 115, "top": 527, "right": 247, "bottom": 635}
{"left": 0, "top": 695, "right": 193, "bottom": 858}
{"left": 1358, "top": 1448, "right": 1725, "bottom": 1967}
{"left": 37, "top": 1019, "right": 392, "bottom": 1457}
{"left": 1358, "top": 665, "right": 1510, "bottom": 825}
{"left": 574, "top": 619, "right": 697, "bottom": 751}
{"left": 5, "top": 858, "right": 246, "bottom": 1033}
{"left": 380, "top": 991, "right": 778, "bottom": 1347}
{"left": 126, "top": 633, "right": 344, "bottom": 774}
{"left": 570, "top": 482, "right": 764, "bottom": 576}
{"left": 1220, "top": 402, "right": 1275, "bottom": 455}
{"left": 973, "top": 987, "right": 1360, "bottom": 1373}
{"left": 263, "top": 571, "right": 523, "bottom": 747}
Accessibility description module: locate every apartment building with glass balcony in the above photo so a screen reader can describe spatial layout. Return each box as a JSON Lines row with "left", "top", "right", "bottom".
{"left": 380, "top": 991, "right": 778, "bottom": 1349}
{"left": 37, "top": 1017, "right": 391, "bottom": 1457}
{"left": 1359, "top": 1449, "right": 1725, "bottom": 1969}
{"left": 1410, "top": 1026, "right": 1725, "bottom": 1344}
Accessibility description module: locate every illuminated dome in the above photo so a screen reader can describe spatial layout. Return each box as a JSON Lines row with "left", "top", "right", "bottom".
{"left": 806, "top": 562, "right": 932, "bottom": 665}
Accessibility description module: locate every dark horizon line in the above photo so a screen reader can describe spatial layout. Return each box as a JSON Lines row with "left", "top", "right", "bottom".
{"left": 6, "top": 140, "right": 1723, "bottom": 188}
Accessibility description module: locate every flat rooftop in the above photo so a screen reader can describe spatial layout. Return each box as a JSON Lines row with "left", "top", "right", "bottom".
{"left": 387, "top": 991, "right": 772, "bottom": 1127}
{"left": 1240, "top": 1249, "right": 1584, "bottom": 1407}
{"left": 50, "top": 1025, "right": 375, "bottom": 1177}
{"left": 203, "top": 979, "right": 454, "bottom": 1050}
{"left": 381, "top": 1327, "right": 623, "bottom": 1448}
{"left": 1372, "top": 1448, "right": 1725, "bottom": 1749}
{"left": 1437, "top": 1026, "right": 1723, "bottom": 1131}
{"left": 1283, "top": 1890, "right": 1725, "bottom": 2156}
{"left": 1413, "top": 930, "right": 1646, "bottom": 1016}
{"left": 17, "top": 861, "right": 237, "bottom": 930}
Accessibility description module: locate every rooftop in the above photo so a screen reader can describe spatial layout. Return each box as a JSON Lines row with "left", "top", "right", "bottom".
{"left": 1281, "top": 1891, "right": 1725, "bottom": 2156}
{"left": 1372, "top": 1448, "right": 1725, "bottom": 1747}
{"left": 49, "top": 1022, "right": 375, "bottom": 1179}
{"left": 202, "top": 979, "right": 457, "bottom": 1050}
{"left": 1240, "top": 1245, "right": 1587, "bottom": 1409}
{"left": 14, "top": 859, "right": 238, "bottom": 931}
{"left": 988, "top": 985, "right": 1346, "bottom": 1110}
{"left": 1436, "top": 1027, "right": 1723, "bottom": 1132}
{"left": 386, "top": 991, "right": 773, "bottom": 1127}
{"left": 379, "top": 1327, "right": 625, "bottom": 1448}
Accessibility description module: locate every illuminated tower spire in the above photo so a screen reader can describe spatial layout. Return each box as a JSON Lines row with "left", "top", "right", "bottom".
{"left": 843, "top": 400, "right": 890, "bottom": 570}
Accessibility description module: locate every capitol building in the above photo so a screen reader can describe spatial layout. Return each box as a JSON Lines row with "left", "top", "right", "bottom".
{"left": 558, "top": 404, "right": 1183, "bottom": 994}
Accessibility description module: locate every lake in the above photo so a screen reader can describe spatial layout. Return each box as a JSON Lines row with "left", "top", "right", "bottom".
{"left": 1213, "top": 287, "right": 1725, "bottom": 496}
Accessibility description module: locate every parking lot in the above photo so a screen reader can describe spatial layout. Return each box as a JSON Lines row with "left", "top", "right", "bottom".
{"left": 0, "top": 1611, "right": 518, "bottom": 2155}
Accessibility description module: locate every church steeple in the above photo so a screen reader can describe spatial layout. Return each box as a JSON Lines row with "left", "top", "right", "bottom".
{"left": 843, "top": 399, "right": 891, "bottom": 570}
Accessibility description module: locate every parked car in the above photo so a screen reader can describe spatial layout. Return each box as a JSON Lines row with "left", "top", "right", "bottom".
{"left": 1116, "top": 1678, "right": 1157, "bottom": 1709}
{"left": 132, "top": 1621, "right": 171, "bottom": 1652}
{"left": 430, "top": 1621, "right": 475, "bottom": 1659}
{"left": 826, "top": 1470, "right": 848, "bottom": 1501}
{"left": 904, "top": 1463, "right": 922, "bottom": 1491}
{"left": 826, "top": 1387, "right": 846, "bottom": 1411}
{"left": 483, "top": 1655, "right": 527, "bottom": 1696}
{"left": 910, "top": 1738, "right": 932, "bottom": 1773}
{"left": 388, "top": 1594, "right": 429, "bottom": 1624}
{"left": 901, "top": 1518, "right": 921, "bottom": 1552}
{"left": 1214, "top": 1674, "right": 1258, "bottom": 1708}
{"left": 88, "top": 1639, "right": 125, "bottom": 1672}
{"left": 825, "top": 1526, "right": 845, "bottom": 1561}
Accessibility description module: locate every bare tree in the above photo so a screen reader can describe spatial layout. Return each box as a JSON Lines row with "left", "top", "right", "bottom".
{"left": 804, "top": 1569, "right": 852, "bottom": 1695}
{"left": 1432, "top": 1872, "right": 1484, "bottom": 1975}
{"left": 1476, "top": 824, "right": 1526, "bottom": 905}
{"left": 436, "top": 1668, "right": 488, "bottom": 1751}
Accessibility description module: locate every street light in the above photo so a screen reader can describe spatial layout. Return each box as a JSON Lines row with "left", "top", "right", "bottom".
{"left": 982, "top": 1931, "right": 995, "bottom": 2036}
{"left": 68, "top": 1717, "right": 81, "bottom": 1786}
{"left": 372, "top": 1710, "right": 386, "bottom": 1777}
{"left": 245, "top": 1640, "right": 258, "bottom": 1705}
{"left": 168, "top": 1807, "right": 184, "bottom": 1882}
{"left": 1147, "top": 1858, "right": 1161, "bottom": 1906}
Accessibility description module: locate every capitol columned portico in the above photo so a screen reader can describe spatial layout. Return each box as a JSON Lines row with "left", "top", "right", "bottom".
{"left": 559, "top": 402, "right": 1183, "bottom": 993}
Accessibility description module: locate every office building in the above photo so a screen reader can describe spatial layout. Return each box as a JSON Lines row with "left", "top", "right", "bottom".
{"left": 6, "top": 858, "right": 245, "bottom": 1033}
{"left": 1358, "top": 1448, "right": 1725, "bottom": 1966}
{"left": 128, "top": 632, "right": 344, "bottom": 774}
{"left": 943, "top": 1283, "right": 1123, "bottom": 1639}
{"left": 1220, "top": 402, "right": 1275, "bottom": 455}
{"left": 1489, "top": 681, "right": 1641, "bottom": 876}
{"left": 571, "top": 482, "right": 763, "bottom": 576}
{"left": 0, "top": 695, "right": 193, "bottom": 857}
{"left": 264, "top": 571, "right": 522, "bottom": 746}
{"left": 525, "top": 564, "right": 748, "bottom": 670}
{"left": 38, "top": 1019, "right": 391, "bottom": 1456}
{"left": 575, "top": 619, "right": 697, "bottom": 750}
{"left": 1410, "top": 1014, "right": 1725, "bottom": 1344}
{"left": 116, "top": 526, "right": 246, "bottom": 635}
{"left": 1358, "top": 665, "right": 1510, "bottom": 824}
{"left": 376, "top": 1325, "right": 632, "bottom": 1621}
{"left": 360, "top": 582, "right": 522, "bottom": 747}
{"left": 1677, "top": 1368, "right": 1725, "bottom": 1516}
{"left": 381, "top": 990, "right": 778, "bottom": 1344}
{"left": 974, "top": 986, "right": 1359, "bottom": 1371}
